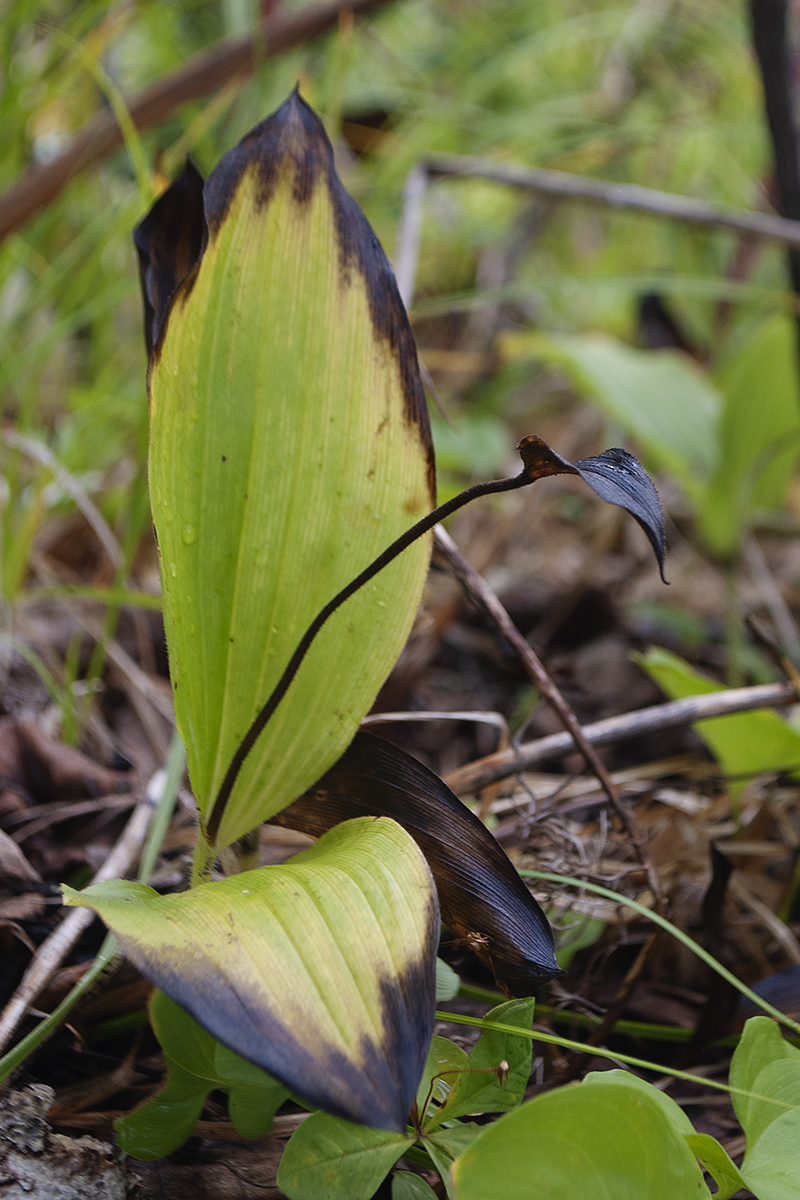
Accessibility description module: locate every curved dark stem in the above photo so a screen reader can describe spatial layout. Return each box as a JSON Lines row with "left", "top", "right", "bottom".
{"left": 749, "top": 0, "right": 800, "bottom": 371}
{"left": 206, "top": 470, "right": 527, "bottom": 843}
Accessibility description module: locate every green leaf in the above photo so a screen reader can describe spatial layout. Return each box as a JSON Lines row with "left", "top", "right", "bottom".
{"left": 437, "top": 999, "right": 534, "bottom": 1122}
{"left": 739, "top": 1109, "right": 800, "bottom": 1200}
{"left": 435, "top": 958, "right": 460, "bottom": 1002}
{"left": 638, "top": 647, "right": 800, "bottom": 787}
{"left": 142, "top": 91, "right": 434, "bottom": 850}
{"left": 730, "top": 1016, "right": 800, "bottom": 1144}
{"left": 115, "top": 1058, "right": 208, "bottom": 1160}
{"left": 451, "top": 1076, "right": 711, "bottom": 1199}
{"left": 391, "top": 1172, "right": 439, "bottom": 1200}
{"left": 423, "top": 1124, "right": 482, "bottom": 1199}
{"left": 729, "top": 1016, "right": 800, "bottom": 1198}
{"left": 504, "top": 331, "right": 720, "bottom": 502}
{"left": 64, "top": 817, "right": 438, "bottom": 1131}
{"left": 582, "top": 1069, "right": 695, "bottom": 1138}
{"left": 685, "top": 1134, "right": 746, "bottom": 1200}
{"left": 276, "top": 1111, "right": 414, "bottom": 1200}
{"left": 702, "top": 316, "right": 800, "bottom": 558}
{"left": 116, "top": 989, "right": 289, "bottom": 1158}
{"left": 417, "top": 1036, "right": 469, "bottom": 1116}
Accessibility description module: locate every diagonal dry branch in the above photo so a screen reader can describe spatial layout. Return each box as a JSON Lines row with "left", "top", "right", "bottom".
{"left": 444, "top": 680, "right": 799, "bottom": 795}
{"left": 0, "top": 0, "right": 395, "bottom": 244}
{"left": 421, "top": 153, "right": 800, "bottom": 249}
{"left": 433, "top": 525, "right": 662, "bottom": 905}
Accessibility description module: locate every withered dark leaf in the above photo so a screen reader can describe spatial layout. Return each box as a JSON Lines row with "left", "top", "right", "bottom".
{"left": 518, "top": 435, "right": 666, "bottom": 580}
{"left": 134, "top": 159, "right": 206, "bottom": 358}
{"left": 273, "top": 731, "right": 562, "bottom": 996}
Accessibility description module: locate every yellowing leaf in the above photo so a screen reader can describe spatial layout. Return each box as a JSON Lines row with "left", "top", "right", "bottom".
{"left": 141, "top": 91, "right": 434, "bottom": 850}
{"left": 64, "top": 817, "right": 439, "bottom": 1132}
{"left": 638, "top": 647, "right": 800, "bottom": 790}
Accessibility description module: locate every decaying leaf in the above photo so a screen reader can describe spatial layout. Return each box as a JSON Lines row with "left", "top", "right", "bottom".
{"left": 273, "top": 732, "right": 561, "bottom": 995}
{"left": 517, "top": 435, "right": 666, "bottom": 579}
{"left": 139, "top": 89, "right": 434, "bottom": 852}
{"left": 64, "top": 817, "right": 438, "bottom": 1132}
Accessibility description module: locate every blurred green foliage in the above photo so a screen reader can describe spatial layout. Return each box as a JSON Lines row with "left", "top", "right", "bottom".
{"left": 0, "top": 0, "right": 787, "bottom": 599}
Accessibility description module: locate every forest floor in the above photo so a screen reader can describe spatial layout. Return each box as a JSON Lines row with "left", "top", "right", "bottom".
{"left": 2, "top": 380, "right": 800, "bottom": 1199}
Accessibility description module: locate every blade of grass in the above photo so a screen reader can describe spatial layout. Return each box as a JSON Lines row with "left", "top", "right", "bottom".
{"left": 436, "top": 1011, "right": 800, "bottom": 1116}
{"left": 520, "top": 871, "right": 800, "bottom": 1036}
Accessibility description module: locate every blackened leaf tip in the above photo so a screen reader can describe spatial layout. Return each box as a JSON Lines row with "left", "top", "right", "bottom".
{"left": 203, "top": 86, "right": 332, "bottom": 236}
{"left": 517, "top": 435, "right": 667, "bottom": 582}
{"left": 134, "top": 159, "right": 206, "bottom": 360}
{"left": 574, "top": 447, "right": 667, "bottom": 582}
{"left": 274, "top": 731, "right": 562, "bottom": 996}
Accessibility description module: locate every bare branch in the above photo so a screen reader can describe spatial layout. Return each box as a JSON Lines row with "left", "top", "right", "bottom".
{"left": 444, "top": 681, "right": 799, "bottom": 795}
{"left": 420, "top": 153, "right": 800, "bottom": 250}
{"left": 434, "top": 525, "right": 662, "bottom": 905}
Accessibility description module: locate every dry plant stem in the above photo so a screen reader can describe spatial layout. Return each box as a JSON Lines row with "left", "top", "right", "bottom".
{"left": 421, "top": 154, "right": 800, "bottom": 249}
{"left": 433, "top": 525, "right": 664, "bottom": 911}
{"left": 0, "top": 0, "right": 396, "bottom": 243}
{"left": 0, "top": 792, "right": 155, "bottom": 1055}
{"left": 444, "top": 681, "right": 798, "bottom": 794}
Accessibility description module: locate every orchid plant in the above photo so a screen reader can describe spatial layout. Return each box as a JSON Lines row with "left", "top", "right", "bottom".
{"left": 62, "top": 89, "right": 666, "bottom": 1184}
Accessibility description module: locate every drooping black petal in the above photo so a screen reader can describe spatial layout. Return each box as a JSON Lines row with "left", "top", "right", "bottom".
{"left": 134, "top": 159, "right": 206, "bottom": 358}
{"left": 518, "top": 435, "right": 666, "bottom": 580}
{"left": 273, "top": 731, "right": 562, "bottom": 996}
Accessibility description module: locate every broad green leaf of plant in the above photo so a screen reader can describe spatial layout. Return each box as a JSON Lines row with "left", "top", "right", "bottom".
{"left": 501, "top": 330, "right": 720, "bottom": 505}
{"left": 423, "top": 1124, "right": 482, "bottom": 1199}
{"left": 450, "top": 1076, "right": 711, "bottom": 1199}
{"left": 729, "top": 1017, "right": 800, "bottom": 1200}
{"left": 638, "top": 647, "right": 800, "bottom": 788}
{"left": 436, "top": 998, "right": 534, "bottom": 1123}
{"left": 583, "top": 1068, "right": 695, "bottom": 1136}
{"left": 276, "top": 1111, "right": 415, "bottom": 1200}
{"left": 141, "top": 90, "right": 434, "bottom": 851}
{"left": 115, "top": 1057, "right": 209, "bottom": 1161}
{"left": 392, "top": 1172, "right": 439, "bottom": 1200}
{"left": 685, "top": 1134, "right": 746, "bottom": 1200}
{"left": 64, "top": 817, "right": 438, "bottom": 1132}
{"left": 417, "top": 1036, "right": 469, "bottom": 1116}
{"left": 702, "top": 317, "right": 800, "bottom": 559}
{"left": 115, "top": 989, "right": 289, "bottom": 1157}
{"left": 584, "top": 1070, "right": 745, "bottom": 1199}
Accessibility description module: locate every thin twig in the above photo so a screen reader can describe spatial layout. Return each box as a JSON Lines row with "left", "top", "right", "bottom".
{"left": 443, "top": 681, "right": 799, "bottom": 795}
{"left": 0, "top": 791, "right": 155, "bottom": 1055}
{"left": 0, "top": 0, "right": 397, "bottom": 244}
{"left": 421, "top": 152, "right": 800, "bottom": 248}
{"left": 433, "top": 525, "right": 662, "bottom": 907}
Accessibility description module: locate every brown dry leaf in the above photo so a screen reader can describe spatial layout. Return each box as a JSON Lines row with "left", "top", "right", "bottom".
{"left": 16, "top": 718, "right": 132, "bottom": 800}
{"left": 0, "top": 827, "right": 42, "bottom": 886}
